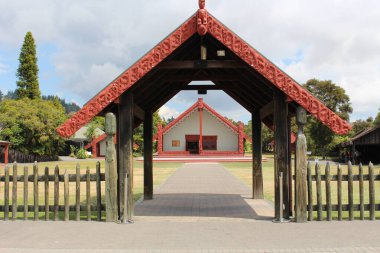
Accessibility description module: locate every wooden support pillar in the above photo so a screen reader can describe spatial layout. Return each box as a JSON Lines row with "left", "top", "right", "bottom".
{"left": 274, "top": 90, "right": 290, "bottom": 220}
{"left": 287, "top": 115, "right": 293, "bottom": 217}
{"left": 4, "top": 144, "right": 9, "bottom": 164}
{"left": 252, "top": 109, "right": 264, "bottom": 199}
{"left": 144, "top": 110, "right": 153, "bottom": 200}
{"left": 105, "top": 112, "right": 118, "bottom": 222}
{"left": 295, "top": 107, "right": 308, "bottom": 222}
{"left": 198, "top": 100, "right": 203, "bottom": 154}
{"left": 118, "top": 92, "right": 134, "bottom": 222}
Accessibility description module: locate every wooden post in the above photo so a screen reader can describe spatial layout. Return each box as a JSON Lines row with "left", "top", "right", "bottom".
{"left": 86, "top": 167, "right": 91, "bottom": 221}
{"left": 325, "top": 163, "right": 332, "bottom": 221}
{"left": 144, "top": 110, "right": 153, "bottom": 200}
{"left": 315, "top": 163, "right": 322, "bottom": 221}
{"left": 33, "top": 162, "right": 39, "bottom": 221}
{"left": 359, "top": 163, "right": 364, "bottom": 220}
{"left": 307, "top": 162, "right": 313, "bottom": 221}
{"left": 96, "top": 161, "right": 102, "bottom": 221}
{"left": 273, "top": 90, "right": 289, "bottom": 220}
{"left": 252, "top": 108, "right": 263, "bottom": 199}
{"left": 337, "top": 164, "right": 342, "bottom": 221}
{"left": 295, "top": 107, "right": 307, "bottom": 222}
{"left": 348, "top": 161, "right": 354, "bottom": 221}
{"left": 24, "top": 166, "right": 28, "bottom": 220}
{"left": 75, "top": 163, "right": 81, "bottom": 221}
{"left": 64, "top": 170, "right": 69, "bottom": 221}
{"left": 45, "top": 167, "right": 49, "bottom": 221}
{"left": 105, "top": 112, "right": 118, "bottom": 222}
{"left": 4, "top": 165, "right": 9, "bottom": 221}
{"left": 54, "top": 165, "right": 59, "bottom": 221}
{"left": 118, "top": 92, "right": 134, "bottom": 222}
{"left": 369, "top": 162, "right": 375, "bottom": 220}
{"left": 199, "top": 103, "right": 203, "bottom": 154}
{"left": 12, "top": 162, "right": 17, "bottom": 220}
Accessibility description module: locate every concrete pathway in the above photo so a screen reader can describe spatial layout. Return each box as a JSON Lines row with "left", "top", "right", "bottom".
{"left": 1, "top": 163, "right": 380, "bottom": 252}
{"left": 135, "top": 163, "right": 273, "bottom": 221}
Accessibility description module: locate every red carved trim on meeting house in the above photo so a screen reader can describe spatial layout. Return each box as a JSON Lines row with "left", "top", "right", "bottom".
{"left": 197, "top": 0, "right": 208, "bottom": 36}
{"left": 206, "top": 13, "right": 351, "bottom": 135}
{"left": 56, "top": 15, "right": 197, "bottom": 138}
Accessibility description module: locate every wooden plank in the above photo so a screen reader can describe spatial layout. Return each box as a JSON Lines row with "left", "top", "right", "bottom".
{"left": 348, "top": 162, "right": 354, "bottom": 221}
{"left": 273, "top": 90, "right": 289, "bottom": 220}
{"left": 144, "top": 110, "right": 153, "bottom": 200}
{"left": 295, "top": 107, "right": 307, "bottom": 222}
{"left": 359, "top": 163, "right": 364, "bottom": 220}
{"left": 54, "top": 165, "right": 59, "bottom": 221}
{"left": 76, "top": 163, "right": 80, "bottom": 221}
{"left": 12, "top": 162, "right": 18, "bottom": 220}
{"left": 86, "top": 167, "right": 91, "bottom": 221}
{"left": 105, "top": 112, "right": 118, "bottom": 222}
{"left": 23, "top": 166, "right": 28, "bottom": 220}
{"left": 337, "top": 164, "right": 342, "bottom": 221}
{"left": 325, "top": 163, "right": 332, "bottom": 221}
{"left": 163, "top": 73, "right": 238, "bottom": 82}
{"left": 44, "top": 167, "right": 49, "bottom": 221}
{"left": 369, "top": 162, "right": 375, "bottom": 220}
{"left": 259, "top": 101, "right": 274, "bottom": 120}
{"left": 252, "top": 108, "right": 263, "bottom": 199}
{"left": 96, "top": 161, "right": 102, "bottom": 221}
{"left": 0, "top": 173, "right": 106, "bottom": 182}
{"left": 64, "top": 170, "right": 69, "bottom": 221}
{"left": 33, "top": 162, "right": 39, "bottom": 221}
{"left": 133, "top": 104, "right": 145, "bottom": 121}
{"left": 315, "top": 163, "right": 322, "bottom": 221}
{"left": 0, "top": 204, "right": 106, "bottom": 212}
{"left": 177, "top": 85, "right": 230, "bottom": 91}
{"left": 4, "top": 165, "right": 9, "bottom": 221}
{"left": 157, "top": 60, "right": 247, "bottom": 69}
{"left": 307, "top": 162, "right": 313, "bottom": 221}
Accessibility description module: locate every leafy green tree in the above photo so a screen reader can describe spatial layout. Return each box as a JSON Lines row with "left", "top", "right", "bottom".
{"left": 374, "top": 109, "right": 380, "bottom": 127}
{"left": 0, "top": 98, "right": 66, "bottom": 156}
{"left": 15, "top": 32, "right": 41, "bottom": 99}
{"left": 0, "top": 90, "right": 3, "bottom": 102}
{"left": 303, "top": 79, "right": 353, "bottom": 158}
{"left": 351, "top": 117, "right": 373, "bottom": 136}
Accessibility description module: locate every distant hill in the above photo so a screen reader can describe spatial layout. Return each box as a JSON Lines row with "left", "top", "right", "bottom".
{"left": 42, "top": 95, "right": 81, "bottom": 113}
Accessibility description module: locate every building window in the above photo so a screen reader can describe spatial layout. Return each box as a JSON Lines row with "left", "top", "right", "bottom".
{"left": 203, "top": 136, "right": 217, "bottom": 150}
{"left": 172, "top": 140, "right": 180, "bottom": 147}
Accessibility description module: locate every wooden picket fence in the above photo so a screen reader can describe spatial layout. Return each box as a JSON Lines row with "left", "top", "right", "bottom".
{"left": 307, "top": 161, "right": 379, "bottom": 221}
{"left": 0, "top": 162, "right": 105, "bottom": 221}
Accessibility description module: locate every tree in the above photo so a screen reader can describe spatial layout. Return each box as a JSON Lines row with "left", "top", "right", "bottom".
{"left": 0, "top": 90, "right": 3, "bottom": 102}
{"left": 303, "top": 79, "right": 353, "bottom": 158}
{"left": 374, "top": 109, "right": 380, "bottom": 127}
{"left": 351, "top": 117, "right": 373, "bottom": 136}
{"left": 15, "top": 32, "right": 41, "bottom": 99}
{"left": 85, "top": 116, "right": 105, "bottom": 141}
{"left": 0, "top": 98, "right": 66, "bottom": 156}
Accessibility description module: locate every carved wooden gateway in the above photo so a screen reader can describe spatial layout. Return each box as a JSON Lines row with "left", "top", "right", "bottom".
{"left": 57, "top": 0, "right": 351, "bottom": 223}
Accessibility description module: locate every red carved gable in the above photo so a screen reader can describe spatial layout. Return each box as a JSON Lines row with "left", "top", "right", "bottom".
{"left": 57, "top": 7, "right": 351, "bottom": 138}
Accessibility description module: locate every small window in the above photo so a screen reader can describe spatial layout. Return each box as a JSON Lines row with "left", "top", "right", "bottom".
{"left": 172, "top": 140, "right": 180, "bottom": 147}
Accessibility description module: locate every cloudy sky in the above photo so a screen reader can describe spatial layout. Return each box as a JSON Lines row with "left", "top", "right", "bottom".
{"left": 0, "top": 0, "right": 379, "bottom": 123}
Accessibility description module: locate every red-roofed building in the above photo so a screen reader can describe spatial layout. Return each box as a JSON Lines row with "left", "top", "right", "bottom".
{"left": 155, "top": 98, "right": 251, "bottom": 156}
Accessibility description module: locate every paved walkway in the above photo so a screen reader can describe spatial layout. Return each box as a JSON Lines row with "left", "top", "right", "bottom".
{"left": 135, "top": 163, "right": 273, "bottom": 221}
{"left": 1, "top": 163, "right": 380, "bottom": 252}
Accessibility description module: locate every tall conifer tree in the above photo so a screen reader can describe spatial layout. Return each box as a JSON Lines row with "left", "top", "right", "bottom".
{"left": 16, "top": 32, "right": 41, "bottom": 99}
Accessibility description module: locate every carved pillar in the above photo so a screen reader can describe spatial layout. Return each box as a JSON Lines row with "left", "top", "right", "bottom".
{"left": 92, "top": 144, "right": 97, "bottom": 158}
{"left": 238, "top": 122, "right": 244, "bottom": 154}
{"left": 295, "top": 107, "right": 308, "bottom": 222}
{"left": 252, "top": 109, "right": 264, "bottom": 199}
{"left": 118, "top": 92, "right": 134, "bottom": 222}
{"left": 144, "top": 110, "right": 153, "bottom": 200}
{"left": 274, "top": 90, "right": 289, "bottom": 220}
{"left": 105, "top": 112, "right": 118, "bottom": 222}
{"left": 157, "top": 124, "right": 163, "bottom": 155}
{"left": 198, "top": 98, "right": 204, "bottom": 154}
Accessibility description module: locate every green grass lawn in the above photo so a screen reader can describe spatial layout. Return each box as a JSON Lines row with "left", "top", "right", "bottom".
{"left": 222, "top": 154, "right": 380, "bottom": 220}
{"left": 0, "top": 159, "right": 183, "bottom": 220}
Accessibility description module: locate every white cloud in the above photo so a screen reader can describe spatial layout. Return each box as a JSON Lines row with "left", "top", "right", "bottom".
{"left": 0, "top": 0, "right": 379, "bottom": 121}
{"left": 0, "top": 62, "right": 7, "bottom": 75}
{"left": 159, "top": 105, "right": 180, "bottom": 120}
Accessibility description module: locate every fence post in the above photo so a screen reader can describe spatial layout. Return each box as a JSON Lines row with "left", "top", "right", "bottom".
{"left": 337, "top": 164, "right": 342, "bottom": 221}
{"left": 315, "top": 162, "right": 322, "bottom": 221}
{"left": 24, "top": 166, "right": 28, "bottom": 220}
{"left": 105, "top": 112, "right": 118, "bottom": 222}
{"left": 96, "top": 161, "right": 102, "bottom": 221}
{"left": 45, "top": 167, "right": 49, "bottom": 221}
{"left": 359, "top": 163, "right": 364, "bottom": 220}
{"left": 76, "top": 163, "right": 80, "bottom": 221}
{"left": 348, "top": 161, "right": 353, "bottom": 221}
{"left": 325, "top": 162, "right": 331, "bottom": 221}
{"left": 33, "top": 162, "right": 39, "bottom": 221}
{"left": 54, "top": 166, "right": 59, "bottom": 221}
{"left": 369, "top": 162, "right": 375, "bottom": 220}
{"left": 307, "top": 162, "right": 313, "bottom": 221}
{"left": 12, "top": 162, "right": 18, "bottom": 220}
{"left": 295, "top": 107, "right": 307, "bottom": 222}
{"left": 4, "top": 165, "right": 9, "bottom": 221}
{"left": 64, "top": 170, "right": 69, "bottom": 221}
{"left": 86, "top": 167, "right": 91, "bottom": 221}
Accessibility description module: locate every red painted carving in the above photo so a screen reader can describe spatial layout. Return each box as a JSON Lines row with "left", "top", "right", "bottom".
{"left": 197, "top": 0, "right": 208, "bottom": 36}
{"left": 57, "top": 15, "right": 197, "bottom": 138}
{"left": 157, "top": 124, "right": 163, "bottom": 155}
{"left": 207, "top": 15, "right": 351, "bottom": 135}
{"left": 238, "top": 122, "right": 244, "bottom": 154}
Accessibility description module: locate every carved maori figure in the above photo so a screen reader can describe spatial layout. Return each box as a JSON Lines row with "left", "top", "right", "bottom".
{"left": 197, "top": 0, "right": 208, "bottom": 36}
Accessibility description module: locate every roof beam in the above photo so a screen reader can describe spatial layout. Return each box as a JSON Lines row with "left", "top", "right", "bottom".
{"left": 158, "top": 60, "right": 247, "bottom": 70}
{"left": 164, "top": 73, "right": 239, "bottom": 82}
{"left": 260, "top": 101, "right": 274, "bottom": 120}
{"left": 175, "top": 84, "right": 231, "bottom": 90}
